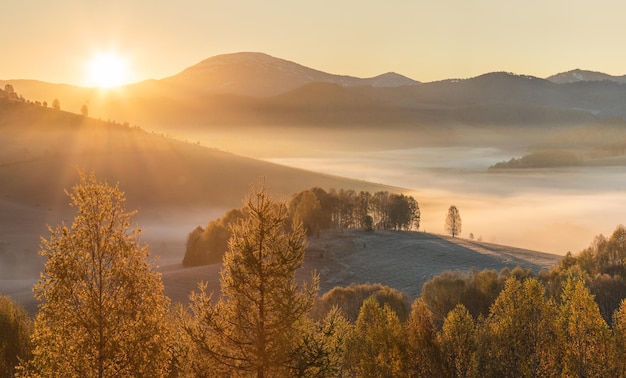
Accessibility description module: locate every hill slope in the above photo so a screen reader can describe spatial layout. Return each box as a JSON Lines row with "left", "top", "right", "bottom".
{"left": 0, "top": 97, "right": 396, "bottom": 282}
{"left": 160, "top": 230, "right": 561, "bottom": 312}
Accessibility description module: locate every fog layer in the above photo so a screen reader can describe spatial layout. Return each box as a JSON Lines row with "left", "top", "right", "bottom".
{"left": 268, "top": 147, "right": 626, "bottom": 255}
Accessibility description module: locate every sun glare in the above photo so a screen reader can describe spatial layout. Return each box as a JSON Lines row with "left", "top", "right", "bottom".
{"left": 85, "top": 52, "right": 131, "bottom": 88}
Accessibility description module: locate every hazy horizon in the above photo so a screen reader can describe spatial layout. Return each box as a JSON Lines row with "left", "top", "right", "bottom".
{"left": 3, "top": 1, "right": 626, "bottom": 86}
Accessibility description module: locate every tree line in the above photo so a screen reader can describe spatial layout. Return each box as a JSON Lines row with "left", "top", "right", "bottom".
{"left": 5, "top": 174, "right": 626, "bottom": 376}
{"left": 184, "top": 187, "right": 421, "bottom": 267}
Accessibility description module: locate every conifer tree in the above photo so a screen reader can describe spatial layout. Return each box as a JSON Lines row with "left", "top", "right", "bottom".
{"left": 19, "top": 172, "right": 171, "bottom": 377}
{"left": 344, "top": 296, "right": 407, "bottom": 377}
{"left": 183, "top": 185, "right": 319, "bottom": 377}
{"left": 558, "top": 277, "right": 612, "bottom": 378}
{"left": 405, "top": 298, "right": 445, "bottom": 377}
{"left": 612, "top": 299, "right": 626, "bottom": 376}
{"left": 440, "top": 304, "right": 476, "bottom": 378}
{"left": 484, "top": 277, "right": 559, "bottom": 377}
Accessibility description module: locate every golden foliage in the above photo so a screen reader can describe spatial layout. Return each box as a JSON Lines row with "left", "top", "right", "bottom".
{"left": 19, "top": 172, "right": 172, "bottom": 377}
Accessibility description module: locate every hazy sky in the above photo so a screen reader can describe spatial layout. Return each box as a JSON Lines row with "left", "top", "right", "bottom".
{"left": 3, "top": 0, "right": 626, "bottom": 86}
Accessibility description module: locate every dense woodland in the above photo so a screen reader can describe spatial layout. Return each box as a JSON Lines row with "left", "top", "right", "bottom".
{"left": 489, "top": 150, "right": 582, "bottom": 169}
{"left": 184, "top": 188, "right": 421, "bottom": 267}
{"left": 4, "top": 174, "right": 626, "bottom": 377}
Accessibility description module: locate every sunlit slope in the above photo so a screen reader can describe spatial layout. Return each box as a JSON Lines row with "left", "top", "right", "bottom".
{"left": 0, "top": 98, "right": 394, "bottom": 211}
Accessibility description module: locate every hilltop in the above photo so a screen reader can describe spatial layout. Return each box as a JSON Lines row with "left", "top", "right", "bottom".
{"left": 162, "top": 229, "right": 559, "bottom": 310}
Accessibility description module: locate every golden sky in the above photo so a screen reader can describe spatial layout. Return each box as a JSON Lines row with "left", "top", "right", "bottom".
{"left": 2, "top": 0, "right": 626, "bottom": 86}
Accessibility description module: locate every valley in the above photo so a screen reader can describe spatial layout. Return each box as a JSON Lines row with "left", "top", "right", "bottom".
{"left": 3, "top": 52, "right": 626, "bottom": 316}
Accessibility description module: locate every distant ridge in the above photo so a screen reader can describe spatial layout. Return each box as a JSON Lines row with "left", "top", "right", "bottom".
{"left": 5, "top": 54, "right": 626, "bottom": 128}
{"left": 546, "top": 69, "right": 626, "bottom": 84}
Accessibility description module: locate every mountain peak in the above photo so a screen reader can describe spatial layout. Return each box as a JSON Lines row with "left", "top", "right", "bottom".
{"left": 546, "top": 69, "right": 626, "bottom": 84}
{"left": 162, "top": 52, "right": 418, "bottom": 97}
{"left": 362, "top": 72, "right": 419, "bottom": 87}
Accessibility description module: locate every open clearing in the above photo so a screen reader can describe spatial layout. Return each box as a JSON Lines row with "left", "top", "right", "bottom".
{"left": 161, "top": 229, "right": 561, "bottom": 307}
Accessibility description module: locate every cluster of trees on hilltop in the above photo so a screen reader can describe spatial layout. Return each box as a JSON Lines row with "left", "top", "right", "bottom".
{"left": 490, "top": 149, "right": 582, "bottom": 169}
{"left": 184, "top": 187, "right": 421, "bottom": 267}
{"left": 290, "top": 188, "right": 420, "bottom": 233}
{"left": 1, "top": 84, "right": 59, "bottom": 109}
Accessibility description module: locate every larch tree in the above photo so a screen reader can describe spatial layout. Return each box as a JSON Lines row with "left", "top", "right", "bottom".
{"left": 19, "top": 172, "right": 172, "bottom": 378}
{"left": 558, "top": 277, "right": 613, "bottom": 378}
{"left": 445, "top": 205, "right": 462, "bottom": 238}
{"left": 405, "top": 298, "right": 445, "bottom": 377}
{"left": 182, "top": 185, "right": 319, "bottom": 377}
{"left": 344, "top": 296, "right": 407, "bottom": 377}
{"left": 439, "top": 304, "right": 476, "bottom": 378}
{"left": 484, "top": 277, "right": 560, "bottom": 377}
{"left": 612, "top": 299, "right": 626, "bottom": 376}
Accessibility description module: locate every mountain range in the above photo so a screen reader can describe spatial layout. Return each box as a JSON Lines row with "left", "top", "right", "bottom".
{"left": 2, "top": 52, "right": 626, "bottom": 133}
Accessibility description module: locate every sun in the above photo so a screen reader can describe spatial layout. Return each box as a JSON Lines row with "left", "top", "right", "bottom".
{"left": 85, "top": 52, "right": 131, "bottom": 88}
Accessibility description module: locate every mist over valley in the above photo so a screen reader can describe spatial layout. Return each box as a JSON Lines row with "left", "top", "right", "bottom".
{"left": 3, "top": 52, "right": 626, "bottom": 316}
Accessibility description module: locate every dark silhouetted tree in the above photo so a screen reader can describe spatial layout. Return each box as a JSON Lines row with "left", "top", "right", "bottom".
{"left": 445, "top": 205, "right": 462, "bottom": 237}
{"left": 289, "top": 189, "right": 324, "bottom": 236}
{"left": 363, "top": 214, "right": 374, "bottom": 232}
{"left": 80, "top": 104, "right": 89, "bottom": 117}
{"left": 51, "top": 98, "right": 60, "bottom": 110}
{"left": 183, "top": 208, "right": 244, "bottom": 267}
{"left": 3, "top": 84, "right": 15, "bottom": 96}
{"left": 0, "top": 295, "right": 32, "bottom": 378}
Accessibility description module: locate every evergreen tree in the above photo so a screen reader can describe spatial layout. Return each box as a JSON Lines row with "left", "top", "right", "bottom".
{"left": 182, "top": 185, "right": 319, "bottom": 377}
{"left": 19, "top": 172, "right": 172, "bottom": 377}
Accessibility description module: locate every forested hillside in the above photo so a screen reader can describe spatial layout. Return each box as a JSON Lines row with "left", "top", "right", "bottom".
{"left": 4, "top": 176, "right": 626, "bottom": 377}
